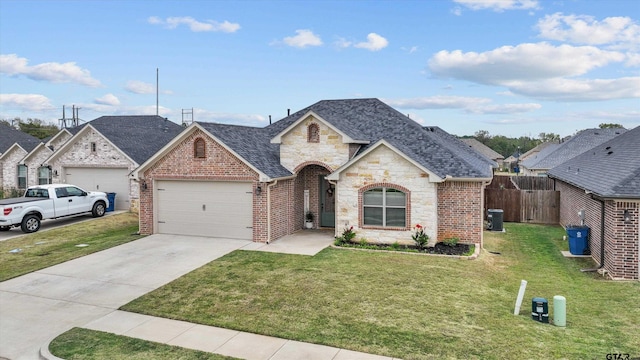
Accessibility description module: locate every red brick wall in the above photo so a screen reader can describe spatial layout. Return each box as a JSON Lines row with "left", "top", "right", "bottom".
{"left": 437, "top": 181, "right": 483, "bottom": 244}
{"left": 268, "top": 178, "right": 296, "bottom": 241}
{"left": 139, "top": 129, "right": 260, "bottom": 237}
{"left": 556, "top": 180, "right": 639, "bottom": 280}
{"left": 294, "top": 164, "right": 330, "bottom": 229}
{"left": 556, "top": 180, "right": 604, "bottom": 264}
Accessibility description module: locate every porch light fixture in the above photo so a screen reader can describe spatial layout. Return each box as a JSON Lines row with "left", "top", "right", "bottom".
{"left": 255, "top": 185, "right": 262, "bottom": 196}
{"left": 326, "top": 184, "right": 334, "bottom": 197}
{"left": 623, "top": 209, "right": 631, "bottom": 223}
{"left": 141, "top": 180, "right": 148, "bottom": 191}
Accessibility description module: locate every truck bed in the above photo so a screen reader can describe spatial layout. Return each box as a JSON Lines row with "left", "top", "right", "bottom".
{"left": 0, "top": 197, "right": 49, "bottom": 206}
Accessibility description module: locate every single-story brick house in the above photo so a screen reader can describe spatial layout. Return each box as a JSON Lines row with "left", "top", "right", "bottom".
{"left": 44, "top": 116, "right": 183, "bottom": 211}
{"left": 548, "top": 126, "right": 639, "bottom": 281}
{"left": 0, "top": 123, "right": 41, "bottom": 192}
{"left": 134, "top": 98, "right": 494, "bottom": 245}
{"left": 461, "top": 138, "right": 504, "bottom": 170}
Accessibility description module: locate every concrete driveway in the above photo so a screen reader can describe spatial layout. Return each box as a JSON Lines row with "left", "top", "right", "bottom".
{"left": 0, "top": 234, "right": 251, "bottom": 360}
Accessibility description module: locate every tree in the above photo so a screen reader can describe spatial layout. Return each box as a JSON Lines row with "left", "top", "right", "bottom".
{"left": 474, "top": 130, "right": 491, "bottom": 145}
{"left": 599, "top": 123, "right": 624, "bottom": 129}
{"left": 538, "top": 132, "right": 560, "bottom": 143}
{"left": 11, "top": 118, "right": 60, "bottom": 139}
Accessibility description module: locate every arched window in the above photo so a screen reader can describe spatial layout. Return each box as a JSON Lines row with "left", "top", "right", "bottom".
{"left": 307, "top": 123, "right": 320, "bottom": 143}
{"left": 363, "top": 187, "right": 406, "bottom": 227}
{"left": 194, "top": 138, "right": 206, "bottom": 158}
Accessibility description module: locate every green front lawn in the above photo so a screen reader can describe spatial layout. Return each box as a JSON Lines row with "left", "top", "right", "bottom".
{"left": 121, "top": 223, "right": 639, "bottom": 359}
{"left": 0, "top": 213, "right": 141, "bottom": 281}
{"left": 49, "top": 328, "right": 236, "bottom": 360}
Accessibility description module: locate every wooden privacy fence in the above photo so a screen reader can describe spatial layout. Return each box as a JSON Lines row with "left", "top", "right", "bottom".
{"left": 485, "top": 176, "right": 559, "bottom": 224}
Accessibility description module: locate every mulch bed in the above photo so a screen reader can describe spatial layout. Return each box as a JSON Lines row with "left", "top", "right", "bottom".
{"left": 336, "top": 242, "right": 472, "bottom": 256}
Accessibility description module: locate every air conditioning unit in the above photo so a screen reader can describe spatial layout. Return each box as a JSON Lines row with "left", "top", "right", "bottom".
{"left": 487, "top": 209, "right": 504, "bottom": 231}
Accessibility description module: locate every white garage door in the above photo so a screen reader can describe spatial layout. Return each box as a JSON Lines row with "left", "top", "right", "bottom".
{"left": 155, "top": 180, "right": 253, "bottom": 240}
{"left": 65, "top": 167, "right": 130, "bottom": 210}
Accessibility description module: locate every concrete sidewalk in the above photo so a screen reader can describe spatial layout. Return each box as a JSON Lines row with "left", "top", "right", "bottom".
{"left": 40, "top": 310, "right": 396, "bottom": 360}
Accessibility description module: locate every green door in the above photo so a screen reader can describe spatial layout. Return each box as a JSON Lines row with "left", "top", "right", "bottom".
{"left": 319, "top": 176, "right": 335, "bottom": 227}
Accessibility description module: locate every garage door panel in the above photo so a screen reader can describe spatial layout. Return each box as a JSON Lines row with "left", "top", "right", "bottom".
{"left": 155, "top": 180, "right": 253, "bottom": 240}
{"left": 65, "top": 168, "right": 129, "bottom": 210}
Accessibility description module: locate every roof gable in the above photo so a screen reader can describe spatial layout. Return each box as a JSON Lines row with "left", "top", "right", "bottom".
{"left": 461, "top": 138, "right": 504, "bottom": 161}
{"left": 270, "top": 111, "right": 369, "bottom": 145}
{"left": 266, "top": 99, "right": 494, "bottom": 179}
{"left": 0, "top": 123, "right": 41, "bottom": 154}
{"left": 548, "top": 126, "right": 640, "bottom": 199}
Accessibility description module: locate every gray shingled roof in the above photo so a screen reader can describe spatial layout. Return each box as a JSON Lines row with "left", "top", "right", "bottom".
{"left": 0, "top": 123, "right": 41, "bottom": 154}
{"left": 197, "top": 122, "right": 292, "bottom": 178}
{"left": 548, "top": 126, "right": 640, "bottom": 199}
{"left": 199, "top": 98, "right": 493, "bottom": 179}
{"left": 461, "top": 138, "right": 504, "bottom": 161}
{"left": 521, "top": 128, "right": 626, "bottom": 171}
{"left": 80, "top": 116, "right": 184, "bottom": 165}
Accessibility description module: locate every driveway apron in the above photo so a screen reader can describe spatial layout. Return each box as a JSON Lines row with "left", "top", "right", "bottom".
{"left": 0, "top": 234, "right": 250, "bottom": 360}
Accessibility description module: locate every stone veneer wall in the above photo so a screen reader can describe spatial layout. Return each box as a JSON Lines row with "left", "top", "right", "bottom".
{"left": 139, "top": 130, "right": 263, "bottom": 239}
{"left": 557, "top": 180, "right": 638, "bottom": 280}
{"left": 280, "top": 116, "right": 350, "bottom": 173}
{"left": 49, "top": 128, "right": 138, "bottom": 212}
{"left": 1, "top": 148, "right": 27, "bottom": 190}
{"left": 437, "top": 181, "right": 484, "bottom": 245}
{"left": 24, "top": 147, "right": 53, "bottom": 187}
{"left": 336, "top": 145, "right": 437, "bottom": 244}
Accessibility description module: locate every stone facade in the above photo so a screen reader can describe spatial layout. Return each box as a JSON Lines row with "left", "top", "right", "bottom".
{"left": 280, "top": 116, "right": 350, "bottom": 173}
{"left": 336, "top": 145, "right": 438, "bottom": 244}
{"left": 23, "top": 146, "right": 53, "bottom": 187}
{"left": 48, "top": 128, "right": 138, "bottom": 212}
{"left": 556, "top": 180, "right": 639, "bottom": 280}
{"left": 1, "top": 147, "right": 27, "bottom": 190}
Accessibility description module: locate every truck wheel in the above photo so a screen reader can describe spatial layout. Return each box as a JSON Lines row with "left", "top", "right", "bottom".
{"left": 21, "top": 215, "right": 41, "bottom": 233}
{"left": 92, "top": 201, "right": 106, "bottom": 217}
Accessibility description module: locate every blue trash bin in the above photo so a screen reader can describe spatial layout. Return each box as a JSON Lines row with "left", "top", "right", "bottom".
{"left": 566, "top": 226, "right": 589, "bottom": 255}
{"left": 106, "top": 192, "right": 116, "bottom": 212}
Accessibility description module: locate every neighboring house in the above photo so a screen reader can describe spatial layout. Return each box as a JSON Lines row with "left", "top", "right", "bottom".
{"left": 44, "top": 116, "right": 183, "bottom": 212}
{"left": 134, "top": 98, "right": 494, "bottom": 246}
{"left": 504, "top": 141, "right": 559, "bottom": 171}
{"left": 548, "top": 126, "right": 639, "bottom": 281}
{"left": 520, "top": 128, "right": 626, "bottom": 176}
{"left": 461, "top": 138, "right": 504, "bottom": 169}
{"left": 18, "top": 129, "right": 75, "bottom": 188}
{"left": 0, "top": 123, "right": 42, "bottom": 191}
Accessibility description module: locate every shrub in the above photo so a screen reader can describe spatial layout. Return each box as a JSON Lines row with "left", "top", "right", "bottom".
{"left": 335, "top": 226, "right": 356, "bottom": 246}
{"left": 443, "top": 237, "right": 459, "bottom": 247}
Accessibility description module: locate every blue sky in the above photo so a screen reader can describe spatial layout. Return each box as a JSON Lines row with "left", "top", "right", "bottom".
{"left": 1, "top": 0, "right": 638, "bottom": 138}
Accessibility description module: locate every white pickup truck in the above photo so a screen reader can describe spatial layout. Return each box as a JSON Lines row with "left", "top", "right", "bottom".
{"left": 0, "top": 184, "right": 109, "bottom": 233}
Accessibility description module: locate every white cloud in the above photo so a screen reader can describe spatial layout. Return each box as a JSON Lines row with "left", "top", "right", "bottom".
{"left": 385, "top": 96, "right": 490, "bottom": 109}
{"left": 626, "top": 52, "right": 640, "bottom": 67}
{"left": 148, "top": 16, "right": 240, "bottom": 33}
{"left": 508, "top": 77, "right": 640, "bottom": 101}
{"left": 0, "top": 54, "right": 102, "bottom": 87}
{"left": 125, "top": 80, "right": 155, "bottom": 94}
{"left": 402, "top": 46, "right": 419, "bottom": 54}
{"left": 453, "top": 0, "right": 539, "bottom": 12}
{"left": 428, "top": 42, "right": 625, "bottom": 85}
{"left": 468, "top": 103, "right": 542, "bottom": 114}
{"left": 334, "top": 37, "right": 352, "bottom": 49}
{"left": 124, "top": 80, "right": 172, "bottom": 95}
{"left": 0, "top": 93, "right": 54, "bottom": 111}
{"left": 281, "top": 29, "right": 323, "bottom": 48}
{"left": 193, "top": 109, "right": 267, "bottom": 126}
{"left": 536, "top": 13, "right": 640, "bottom": 50}
{"left": 385, "top": 96, "right": 541, "bottom": 114}
{"left": 94, "top": 93, "right": 120, "bottom": 106}
{"left": 354, "top": 33, "right": 389, "bottom": 51}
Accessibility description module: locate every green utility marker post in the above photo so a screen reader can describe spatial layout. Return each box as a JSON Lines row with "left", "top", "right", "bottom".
{"left": 554, "top": 295, "right": 566, "bottom": 327}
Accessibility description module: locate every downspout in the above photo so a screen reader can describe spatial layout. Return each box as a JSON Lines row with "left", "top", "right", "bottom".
{"left": 581, "top": 194, "right": 606, "bottom": 273}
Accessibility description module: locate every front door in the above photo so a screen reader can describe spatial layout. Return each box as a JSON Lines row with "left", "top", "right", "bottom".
{"left": 319, "top": 177, "right": 335, "bottom": 227}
